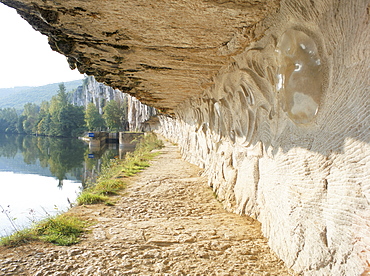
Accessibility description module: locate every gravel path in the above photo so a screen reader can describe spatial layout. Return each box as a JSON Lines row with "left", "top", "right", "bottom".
{"left": 0, "top": 142, "right": 294, "bottom": 276}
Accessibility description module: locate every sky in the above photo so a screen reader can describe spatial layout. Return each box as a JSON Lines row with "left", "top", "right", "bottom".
{"left": 0, "top": 3, "right": 83, "bottom": 88}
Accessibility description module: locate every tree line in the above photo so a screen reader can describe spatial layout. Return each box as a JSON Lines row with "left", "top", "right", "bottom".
{"left": 0, "top": 84, "right": 127, "bottom": 137}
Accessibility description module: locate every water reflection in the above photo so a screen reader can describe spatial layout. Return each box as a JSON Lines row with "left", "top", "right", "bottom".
{"left": 0, "top": 134, "right": 86, "bottom": 186}
{"left": 0, "top": 133, "right": 135, "bottom": 236}
{"left": 0, "top": 134, "right": 135, "bottom": 187}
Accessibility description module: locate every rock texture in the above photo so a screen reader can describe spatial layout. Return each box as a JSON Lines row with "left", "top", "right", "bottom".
{"left": 157, "top": 1, "right": 370, "bottom": 274}
{"left": 0, "top": 0, "right": 279, "bottom": 113}
{"left": 1, "top": 0, "right": 369, "bottom": 275}
{"left": 127, "top": 96, "right": 157, "bottom": 132}
{"left": 0, "top": 143, "right": 294, "bottom": 276}
{"left": 70, "top": 76, "right": 125, "bottom": 114}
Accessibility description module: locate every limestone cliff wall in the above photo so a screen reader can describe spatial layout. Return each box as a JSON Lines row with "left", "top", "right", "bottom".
{"left": 70, "top": 76, "right": 156, "bottom": 131}
{"left": 1, "top": 0, "right": 369, "bottom": 275}
{"left": 127, "top": 96, "right": 157, "bottom": 132}
{"left": 70, "top": 76, "right": 125, "bottom": 114}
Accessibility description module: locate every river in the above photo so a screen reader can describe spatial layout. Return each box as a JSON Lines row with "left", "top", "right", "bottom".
{"left": 0, "top": 133, "right": 133, "bottom": 237}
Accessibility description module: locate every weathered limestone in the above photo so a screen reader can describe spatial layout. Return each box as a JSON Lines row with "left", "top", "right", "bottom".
{"left": 127, "top": 96, "right": 157, "bottom": 132}
{"left": 70, "top": 76, "right": 156, "bottom": 131}
{"left": 70, "top": 76, "right": 125, "bottom": 114}
{"left": 1, "top": 0, "right": 369, "bottom": 275}
{"left": 158, "top": 1, "right": 370, "bottom": 274}
{"left": 0, "top": 0, "right": 279, "bottom": 113}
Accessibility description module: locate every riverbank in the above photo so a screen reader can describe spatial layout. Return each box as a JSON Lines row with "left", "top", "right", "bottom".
{"left": 0, "top": 140, "right": 294, "bottom": 275}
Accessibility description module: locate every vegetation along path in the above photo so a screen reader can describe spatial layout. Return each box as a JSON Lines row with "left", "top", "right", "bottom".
{"left": 0, "top": 140, "right": 294, "bottom": 275}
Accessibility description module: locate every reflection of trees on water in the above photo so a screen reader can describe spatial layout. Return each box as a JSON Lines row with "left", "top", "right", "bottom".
{"left": 82, "top": 147, "right": 120, "bottom": 189}
{"left": 0, "top": 134, "right": 86, "bottom": 186}
{"left": 0, "top": 134, "right": 18, "bottom": 158}
{"left": 0, "top": 134, "right": 131, "bottom": 188}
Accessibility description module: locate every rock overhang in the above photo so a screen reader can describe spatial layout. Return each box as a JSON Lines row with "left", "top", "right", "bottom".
{"left": 1, "top": 0, "right": 280, "bottom": 113}
{"left": 1, "top": 0, "right": 369, "bottom": 275}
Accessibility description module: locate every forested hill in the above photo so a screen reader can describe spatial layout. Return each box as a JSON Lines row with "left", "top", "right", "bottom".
{"left": 0, "top": 79, "right": 83, "bottom": 109}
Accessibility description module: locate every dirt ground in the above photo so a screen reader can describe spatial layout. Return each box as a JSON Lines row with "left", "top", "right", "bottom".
{"left": 0, "top": 142, "right": 295, "bottom": 276}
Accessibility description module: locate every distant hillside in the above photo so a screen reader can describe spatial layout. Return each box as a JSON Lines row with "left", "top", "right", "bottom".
{"left": 0, "top": 79, "right": 84, "bottom": 110}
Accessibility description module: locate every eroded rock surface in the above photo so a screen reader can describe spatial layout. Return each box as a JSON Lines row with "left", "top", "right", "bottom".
{"left": 127, "top": 96, "right": 157, "bottom": 132}
{"left": 1, "top": 0, "right": 369, "bottom": 275}
{"left": 70, "top": 76, "right": 126, "bottom": 114}
{"left": 0, "top": 0, "right": 279, "bottom": 112}
{"left": 157, "top": 0, "right": 370, "bottom": 275}
{"left": 0, "top": 143, "right": 294, "bottom": 276}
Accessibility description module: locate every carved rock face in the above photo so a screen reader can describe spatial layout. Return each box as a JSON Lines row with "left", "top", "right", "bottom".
{"left": 157, "top": 1, "right": 370, "bottom": 275}
{"left": 276, "top": 29, "right": 323, "bottom": 124}
{"left": 2, "top": 0, "right": 369, "bottom": 275}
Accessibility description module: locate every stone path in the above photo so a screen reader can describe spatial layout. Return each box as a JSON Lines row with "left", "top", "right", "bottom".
{"left": 0, "top": 143, "right": 294, "bottom": 276}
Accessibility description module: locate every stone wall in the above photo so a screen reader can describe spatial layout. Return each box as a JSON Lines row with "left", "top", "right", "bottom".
{"left": 1, "top": 0, "right": 369, "bottom": 274}
{"left": 156, "top": 1, "right": 370, "bottom": 274}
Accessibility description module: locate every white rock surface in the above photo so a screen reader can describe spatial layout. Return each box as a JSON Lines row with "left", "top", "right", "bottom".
{"left": 157, "top": 0, "right": 370, "bottom": 274}
{"left": 127, "top": 96, "right": 157, "bottom": 132}
{"left": 70, "top": 76, "right": 125, "bottom": 114}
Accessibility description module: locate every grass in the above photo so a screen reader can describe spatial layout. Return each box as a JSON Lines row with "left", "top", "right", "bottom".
{"left": 77, "top": 132, "right": 164, "bottom": 205}
{"left": 34, "top": 214, "right": 86, "bottom": 246}
{"left": 0, "top": 214, "right": 87, "bottom": 247}
{"left": 0, "top": 229, "right": 37, "bottom": 247}
{"left": 76, "top": 192, "right": 110, "bottom": 205}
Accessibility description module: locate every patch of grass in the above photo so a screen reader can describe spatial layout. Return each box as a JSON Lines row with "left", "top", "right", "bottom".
{"left": 0, "top": 229, "right": 37, "bottom": 247}
{"left": 0, "top": 214, "right": 87, "bottom": 247}
{"left": 120, "top": 132, "right": 163, "bottom": 177}
{"left": 76, "top": 192, "right": 110, "bottom": 205}
{"left": 94, "top": 179, "right": 126, "bottom": 195}
{"left": 121, "top": 154, "right": 152, "bottom": 177}
{"left": 34, "top": 214, "right": 86, "bottom": 246}
{"left": 76, "top": 132, "right": 164, "bottom": 205}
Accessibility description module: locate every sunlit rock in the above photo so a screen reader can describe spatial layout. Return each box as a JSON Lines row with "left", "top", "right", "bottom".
{"left": 2, "top": 0, "right": 369, "bottom": 275}
{"left": 276, "top": 29, "right": 323, "bottom": 124}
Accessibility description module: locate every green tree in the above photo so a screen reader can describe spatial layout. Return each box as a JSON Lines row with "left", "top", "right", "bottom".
{"left": 16, "top": 115, "right": 26, "bottom": 133}
{"left": 103, "top": 100, "right": 124, "bottom": 130}
{"left": 22, "top": 103, "right": 40, "bottom": 134}
{"left": 0, "top": 108, "right": 18, "bottom": 133}
{"left": 37, "top": 114, "right": 51, "bottom": 135}
{"left": 59, "top": 105, "right": 86, "bottom": 137}
{"left": 49, "top": 84, "right": 69, "bottom": 136}
{"left": 36, "top": 101, "right": 51, "bottom": 135}
{"left": 85, "top": 103, "right": 105, "bottom": 131}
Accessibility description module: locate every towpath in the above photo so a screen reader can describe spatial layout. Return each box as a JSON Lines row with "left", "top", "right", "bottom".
{"left": 0, "top": 141, "right": 294, "bottom": 275}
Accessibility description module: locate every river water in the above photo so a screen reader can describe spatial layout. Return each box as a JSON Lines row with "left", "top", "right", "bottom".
{"left": 0, "top": 134, "right": 132, "bottom": 237}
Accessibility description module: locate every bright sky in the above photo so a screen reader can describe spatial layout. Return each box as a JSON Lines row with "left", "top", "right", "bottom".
{"left": 0, "top": 3, "right": 83, "bottom": 88}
